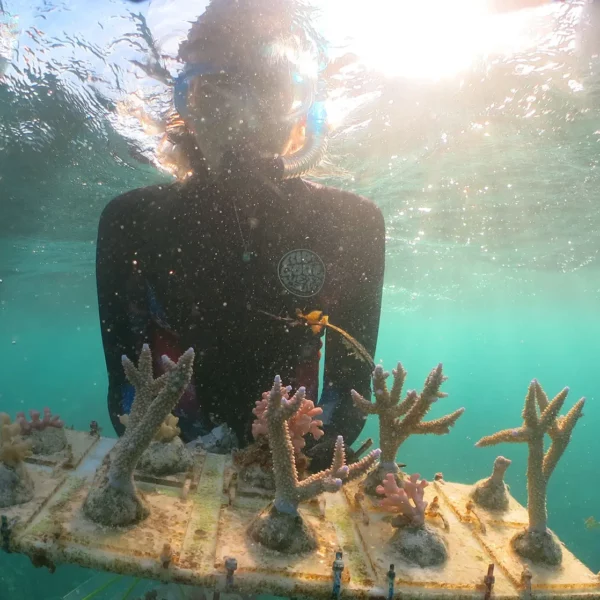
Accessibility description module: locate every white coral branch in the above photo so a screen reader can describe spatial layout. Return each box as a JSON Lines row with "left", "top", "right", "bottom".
{"left": 108, "top": 346, "right": 194, "bottom": 490}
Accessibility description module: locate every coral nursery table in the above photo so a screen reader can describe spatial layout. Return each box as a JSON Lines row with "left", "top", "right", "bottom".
{"left": 2, "top": 429, "right": 599, "bottom": 600}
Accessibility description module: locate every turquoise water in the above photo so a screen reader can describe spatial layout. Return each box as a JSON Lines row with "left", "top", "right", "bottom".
{"left": 2, "top": 0, "right": 600, "bottom": 597}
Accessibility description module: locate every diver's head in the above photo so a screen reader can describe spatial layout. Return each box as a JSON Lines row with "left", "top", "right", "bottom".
{"left": 175, "top": 0, "right": 326, "bottom": 178}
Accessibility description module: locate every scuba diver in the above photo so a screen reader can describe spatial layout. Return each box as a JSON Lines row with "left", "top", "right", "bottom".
{"left": 96, "top": 0, "right": 385, "bottom": 469}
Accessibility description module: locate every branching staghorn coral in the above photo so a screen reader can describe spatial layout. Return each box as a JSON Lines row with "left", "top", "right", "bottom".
{"left": 83, "top": 344, "right": 195, "bottom": 526}
{"left": 236, "top": 389, "right": 325, "bottom": 489}
{"left": 0, "top": 413, "right": 34, "bottom": 508}
{"left": 269, "top": 376, "right": 379, "bottom": 512}
{"left": 248, "top": 375, "right": 380, "bottom": 553}
{"left": 376, "top": 472, "right": 448, "bottom": 566}
{"left": 352, "top": 363, "right": 465, "bottom": 494}
{"left": 252, "top": 390, "right": 324, "bottom": 453}
{"left": 476, "top": 379, "right": 584, "bottom": 565}
{"left": 120, "top": 412, "right": 192, "bottom": 476}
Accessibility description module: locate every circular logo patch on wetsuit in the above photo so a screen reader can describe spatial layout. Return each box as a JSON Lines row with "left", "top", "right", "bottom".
{"left": 278, "top": 249, "right": 326, "bottom": 298}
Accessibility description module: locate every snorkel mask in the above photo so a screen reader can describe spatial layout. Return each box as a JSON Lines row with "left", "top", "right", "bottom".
{"left": 173, "top": 54, "right": 328, "bottom": 179}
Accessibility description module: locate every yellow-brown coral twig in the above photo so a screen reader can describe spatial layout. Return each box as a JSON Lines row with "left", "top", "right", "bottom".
{"left": 0, "top": 413, "right": 32, "bottom": 467}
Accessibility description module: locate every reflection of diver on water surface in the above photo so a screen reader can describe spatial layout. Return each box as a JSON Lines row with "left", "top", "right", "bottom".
{"left": 488, "top": 0, "right": 565, "bottom": 12}
{"left": 0, "top": 5, "right": 19, "bottom": 77}
{"left": 97, "top": 0, "right": 386, "bottom": 468}
{"left": 579, "top": 0, "right": 600, "bottom": 59}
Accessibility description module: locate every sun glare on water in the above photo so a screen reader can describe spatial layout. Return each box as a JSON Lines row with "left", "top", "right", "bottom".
{"left": 319, "top": 0, "right": 558, "bottom": 80}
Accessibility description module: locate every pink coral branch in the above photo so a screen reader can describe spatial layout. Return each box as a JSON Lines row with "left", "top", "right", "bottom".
{"left": 252, "top": 391, "right": 324, "bottom": 453}
{"left": 377, "top": 472, "right": 429, "bottom": 527}
{"left": 16, "top": 408, "right": 64, "bottom": 434}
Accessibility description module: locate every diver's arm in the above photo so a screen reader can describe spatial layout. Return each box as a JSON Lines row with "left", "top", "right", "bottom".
{"left": 319, "top": 200, "right": 386, "bottom": 449}
{"left": 96, "top": 190, "right": 152, "bottom": 436}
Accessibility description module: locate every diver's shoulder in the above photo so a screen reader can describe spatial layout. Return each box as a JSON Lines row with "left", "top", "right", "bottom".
{"left": 99, "top": 182, "right": 186, "bottom": 230}
{"left": 300, "top": 180, "right": 384, "bottom": 228}
{"left": 102, "top": 182, "right": 178, "bottom": 216}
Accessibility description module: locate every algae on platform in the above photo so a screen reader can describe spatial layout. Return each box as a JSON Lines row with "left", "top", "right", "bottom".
{"left": 326, "top": 499, "right": 373, "bottom": 588}
{"left": 180, "top": 453, "right": 226, "bottom": 575}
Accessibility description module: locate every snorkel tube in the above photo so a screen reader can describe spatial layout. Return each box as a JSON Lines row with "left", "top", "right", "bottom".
{"left": 275, "top": 92, "right": 328, "bottom": 180}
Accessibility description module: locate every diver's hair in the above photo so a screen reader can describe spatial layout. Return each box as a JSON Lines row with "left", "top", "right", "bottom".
{"left": 178, "top": 0, "right": 325, "bottom": 66}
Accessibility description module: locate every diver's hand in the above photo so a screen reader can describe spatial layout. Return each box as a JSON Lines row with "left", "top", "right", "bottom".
{"left": 304, "top": 437, "right": 348, "bottom": 473}
{"left": 185, "top": 424, "right": 239, "bottom": 455}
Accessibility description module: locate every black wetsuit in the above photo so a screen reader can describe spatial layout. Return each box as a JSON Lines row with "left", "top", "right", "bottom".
{"left": 96, "top": 173, "right": 385, "bottom": 458}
